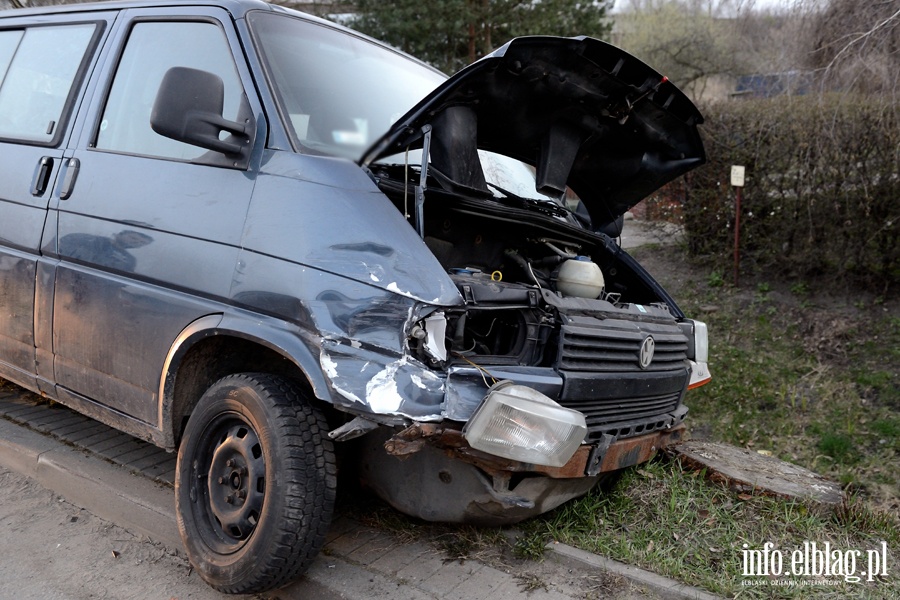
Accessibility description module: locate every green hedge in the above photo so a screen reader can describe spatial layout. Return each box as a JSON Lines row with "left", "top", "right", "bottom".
{"left": 681, "top": 96, "right": 899, "bottom": 290}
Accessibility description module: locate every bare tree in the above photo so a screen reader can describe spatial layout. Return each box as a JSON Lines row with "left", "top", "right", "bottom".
{"left": 2, "top": 0, "right": 89, "bottom": 8}
{"left": 803, "top": 0, "right": 900, "bottom": 94}
{"left": 613, "top": 0, "right": 751, "bottom": 100}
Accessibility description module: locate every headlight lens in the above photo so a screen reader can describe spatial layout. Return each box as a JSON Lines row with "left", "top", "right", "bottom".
{"left": 463, "top": 381, "right": 586, "bottom": 468}
{"left": 693, "top": 320, "right": 709, "bottom": 363}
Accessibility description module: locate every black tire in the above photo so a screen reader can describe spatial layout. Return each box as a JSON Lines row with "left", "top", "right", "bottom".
{"left": 175, "top": 373, "right": 336, "bottom": 594}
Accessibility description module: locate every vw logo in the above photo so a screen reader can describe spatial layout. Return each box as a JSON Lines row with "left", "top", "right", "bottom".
{"left": 639, "top": 336, "right": 655, "bottom": 369}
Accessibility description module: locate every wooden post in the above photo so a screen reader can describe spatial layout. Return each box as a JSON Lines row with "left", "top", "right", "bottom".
{"left": 731, "top": 166, "right": 745, "bottom": 286}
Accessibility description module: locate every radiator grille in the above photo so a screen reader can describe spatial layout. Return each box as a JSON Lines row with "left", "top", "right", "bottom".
{"left": 566, "top": 390, "right": 681, "bottom": 422}
{"left": 558, "top": 315, "right": 688, "bottom": 373}
{"left": 555, "top": 315, "right": 689, "bottom": 440}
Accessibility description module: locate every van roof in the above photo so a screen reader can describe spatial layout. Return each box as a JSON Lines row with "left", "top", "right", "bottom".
{"left": 0, "top": 0, "right": 284, "bottom": 20}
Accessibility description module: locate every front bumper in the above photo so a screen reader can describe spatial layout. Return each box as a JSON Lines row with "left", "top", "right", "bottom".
{"left": 385, "top": 421, "right": 686, "bottom": 478}
{"left": 358, "top": 422, "right": 686, "bottom": 525}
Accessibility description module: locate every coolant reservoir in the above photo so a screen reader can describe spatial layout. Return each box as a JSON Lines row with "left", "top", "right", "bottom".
{"left": 557, "top": 256, "right": 604, "bottom": 299}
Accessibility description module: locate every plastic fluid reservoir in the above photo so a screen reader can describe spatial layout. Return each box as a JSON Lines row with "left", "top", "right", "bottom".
{"left": 557, "top": 256, "right": 604, "bottom": 299}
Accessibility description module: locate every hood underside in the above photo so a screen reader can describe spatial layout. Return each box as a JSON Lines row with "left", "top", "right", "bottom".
{"left": 362, "top": 36, "right": 706, "bottom": 228}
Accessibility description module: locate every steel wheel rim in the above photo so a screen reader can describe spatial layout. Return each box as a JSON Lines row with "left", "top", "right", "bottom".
{"left": 192, "top": 413, "right": 267, "bottom": 554}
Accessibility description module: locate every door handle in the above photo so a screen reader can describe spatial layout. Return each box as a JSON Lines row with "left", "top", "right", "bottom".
{"left": 59, "top": 158, "right": 80, "bottom": 200}
{"left": 31, "top": 156, "right": 54, "bottom": 196}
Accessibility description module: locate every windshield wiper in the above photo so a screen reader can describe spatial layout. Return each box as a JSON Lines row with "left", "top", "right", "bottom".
{"left": 486, "top": 183, "right": 570, "bottom": 218}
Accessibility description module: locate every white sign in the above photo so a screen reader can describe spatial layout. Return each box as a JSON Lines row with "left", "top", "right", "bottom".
{"left": 731, "top": 165, "right": 746, "bottom": 187}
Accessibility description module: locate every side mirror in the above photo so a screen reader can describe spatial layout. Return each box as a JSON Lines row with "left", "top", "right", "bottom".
{"left": 151, "top": 67, "right": 255, "bottom": 165}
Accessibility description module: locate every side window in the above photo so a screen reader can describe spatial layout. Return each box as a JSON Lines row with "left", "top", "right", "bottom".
{"left": 0, "top": 24, "right": 96, "bottom": 144}
{"left": 96, "top": 21, "right": 244, "bottom": 161}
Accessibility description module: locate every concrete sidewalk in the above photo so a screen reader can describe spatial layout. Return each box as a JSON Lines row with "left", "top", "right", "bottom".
{"left": 0, "top": 389, "right": 718, "bottom": 600}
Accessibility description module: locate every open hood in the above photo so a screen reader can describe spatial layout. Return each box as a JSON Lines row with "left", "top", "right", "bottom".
{"left": 361, "top": 36, "right": 705, "bottom": 228}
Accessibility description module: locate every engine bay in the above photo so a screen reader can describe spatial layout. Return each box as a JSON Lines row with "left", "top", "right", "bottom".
{"left": 369, "top": 163, "right": 684, "bottom": 371}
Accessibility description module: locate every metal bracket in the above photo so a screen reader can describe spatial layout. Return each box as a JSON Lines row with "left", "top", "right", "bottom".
{"left": 327, "top": 416, "right": 379, "bottom": 442}
{"left": 461, "top": 284, "right": 475, "bottom": 304}
{"left": 585, "top": 433, "right": 616, "bottom": 477}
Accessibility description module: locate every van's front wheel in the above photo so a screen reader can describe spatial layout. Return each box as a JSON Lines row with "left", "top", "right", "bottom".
{"left": 175, "top": 373, "right": 336, "bottom": 594}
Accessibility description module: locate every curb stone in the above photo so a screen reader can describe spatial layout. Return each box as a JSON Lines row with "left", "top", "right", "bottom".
{"left": 0, "top": 417, "right": 182, "bottom": 550}
{"left": 546, "top": 541, "right": 722, "bottom": 600}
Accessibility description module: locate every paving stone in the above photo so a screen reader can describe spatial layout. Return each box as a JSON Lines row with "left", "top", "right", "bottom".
{"left": 14, "top": 407, "right": 75, "bottom": 426}
{"left": 48, "top": 419, "right": 106, "bottom": 439}
{"left": 129, "top": 450, "right": 176, "bottom": 471}
{"left": 325, "top": 515, "right": 361, "bottom": 544}
{"left": 395, "top": 548, "right": 447, "bottom": 584}
{"left": 0, "top": 404, "right": 50, "bottom": 420}
{"left": 368, "top": 540, "right": 431, "bottom": 575}
{"left": 31, "top": 414, "right": 89, "bottom": 434}
{"left": 156, "top": 467, "right": 176, "bottom": 485}
{"left": 61, "top": 423, "right": 118, "bottom": 445}
{"left": 114, "top": 444, "right": 168, "bottom": 466}
{"left": 141, "top": 459, "right": 176, "bottom": 478}
{"left": 418, "top": 558, "right": 484, "bottom": 596}
{"left": 94, "top": 439, "right": 144, "bottom": 461}
{"left": 327, "top": 526, "right": 384, "bottom": 558}
{"left": 84, "top": 434, "right": 137, "bottom": 453}
{"left": 0, "top": 394, "right": 36, "bottom": 406}
{"left": 300, "top": 552, "right": 435, "bottom": 600}
{"left": 444, "top": 563, "right": 517, "bottom": 600}
{"left": 492, "top": 577, "right": 572, "bottom": 600}
{"left": 346, "top": 531, "right": 402, "bottom": 565}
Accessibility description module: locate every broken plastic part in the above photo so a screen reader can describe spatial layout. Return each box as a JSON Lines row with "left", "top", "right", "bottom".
{"left": 328, "top": 416, "right": 380, "bottom": 442}
{"left": 422, "top": 312, "right": 448, "bottom": 363}
{"left": 688, "top": 360, "right": 711, "bottom": 390}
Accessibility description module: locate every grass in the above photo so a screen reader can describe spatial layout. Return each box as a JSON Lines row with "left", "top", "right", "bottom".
{"left": 676, "top": 272, "right": 900, "bottom": 509}
{"left": 342, "top": 451, "right": 898, "bottom": 599}
{"left": 817, "top": 432, "right": 857, "bottom": 463}
{"left": 517, "top": 458, "right": 899, "bottom": 599}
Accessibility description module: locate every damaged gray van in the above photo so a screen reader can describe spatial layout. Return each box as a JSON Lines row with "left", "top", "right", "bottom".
{"left": 0, "top": 0, "right": 710, "bottom": 593}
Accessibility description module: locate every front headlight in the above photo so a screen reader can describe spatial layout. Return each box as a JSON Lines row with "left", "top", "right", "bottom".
{"left": 693, "top": 320, "right": 709, "bottom": 363}
{"left": 462, "top": 381, "right": 586, "bottom": 468}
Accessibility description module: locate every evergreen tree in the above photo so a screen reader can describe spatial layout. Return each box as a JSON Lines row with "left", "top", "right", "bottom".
{"left": 349, "top": 0, "right": 614, "bottom": 74}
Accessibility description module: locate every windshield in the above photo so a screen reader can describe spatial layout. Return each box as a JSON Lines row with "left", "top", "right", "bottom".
{"left": 248, "top": 11, "right": 445, "bottom": 160}
{"left": 248, "top": 11, "right": 576, "bottom": 205}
